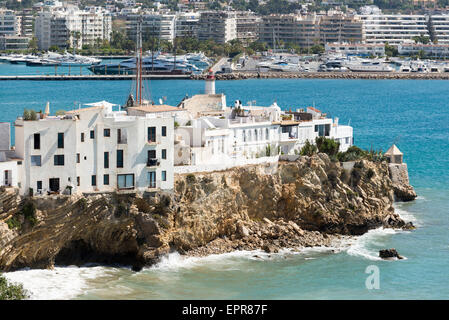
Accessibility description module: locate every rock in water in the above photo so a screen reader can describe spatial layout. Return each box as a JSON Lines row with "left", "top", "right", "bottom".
{"left": 379, "top": 248, "right": 404, "bottom": 260}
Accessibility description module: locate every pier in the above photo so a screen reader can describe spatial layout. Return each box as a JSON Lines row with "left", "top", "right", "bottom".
{"left": 0, "top": 74, "right": 192, "bottom": 80}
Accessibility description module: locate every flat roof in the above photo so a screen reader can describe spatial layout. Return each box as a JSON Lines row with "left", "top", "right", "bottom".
{"left": 128, "top": 104, "right": 183, "bottom": 113}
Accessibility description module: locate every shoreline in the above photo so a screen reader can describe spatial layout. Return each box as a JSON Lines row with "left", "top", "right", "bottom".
{"left": 192, "top": 71, "right": 449, "bottom": 81}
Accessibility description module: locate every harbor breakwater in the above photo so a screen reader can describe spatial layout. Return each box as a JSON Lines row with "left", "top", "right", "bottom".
{"left": 192, "top": 71, "right": 449, "bottom": 80}
{"left": 3, "top": 72, "right": 449, "bottom": 81}
{"left": 0, "top": 154, "right": 416, "bottom": 272}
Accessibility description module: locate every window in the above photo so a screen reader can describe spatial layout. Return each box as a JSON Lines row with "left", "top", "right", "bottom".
{"left": 148, "top": 149, "right": 156, "bottom": 159}
{"left": 162, "top": 149, "right": 167, "bottom": 160}
{"left": 77, "top": 153, "right": 80, "bottom": 163}
{"left": 117, "top": 128, "right": 127, "bottom": 144}
{"left": 34, "top": 133, "right": 40, "bottom": 149}
{"left": 90, "top": 130, "right": 95, "bottom": 139}
{"left": 162, "top": 170, "right": 166, "bottom": 181}
{"left": 81, "top": 132, "right": 84, "bottom": 142}
{"left": 77, "top": 176, "right": 80, "bottom": 186}
{"left": 57, "top": 132, "right": 64, "bottom": 148}
{"left": 37, "top": 181, "right": 42, "bottom": 190}
{"left": 162, "top": 126, "right": 167, "bottom": 137}
{"left": 54, "top": 155, "right": 64, "bottom": 166}
{"left": 91, "top": 175, "right": 96, "bottom": 186}
{"left": 31, "top": 155, "right": 41, "bottom": 166}
{"left": 104, "top": 128, "right": 110, "bottom": 137}
{"left": 117, "top": 174, "right": 134, "bottom": 189}
{"left": 103, "top": 174, "right": 109, "bottom": 185}
{"left": 117, "top": 150, "right": 123, "bottom": 168}
{"left": 104, "top": 152, "right": 109, "bottom": 168}
{"left": 148, "top": 127, "right": 156, "bottom": 142}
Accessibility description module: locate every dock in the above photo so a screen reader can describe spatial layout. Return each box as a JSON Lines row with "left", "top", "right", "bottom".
{"left": 0, "top": 74, "right": 192, "bottom": 81}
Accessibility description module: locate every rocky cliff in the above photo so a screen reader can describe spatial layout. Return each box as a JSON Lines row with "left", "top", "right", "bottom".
{"left": 0, "top": 154, "right": 416, "bottom": 272}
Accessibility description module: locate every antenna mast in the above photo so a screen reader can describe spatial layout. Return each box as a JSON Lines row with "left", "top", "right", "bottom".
{"left": 135, "top": 17, "right": 143, "bottom": 106}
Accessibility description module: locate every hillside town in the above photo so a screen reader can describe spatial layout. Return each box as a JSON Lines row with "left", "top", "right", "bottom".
{"left": 1, "top": 0, "right": 449, "bottom": 58}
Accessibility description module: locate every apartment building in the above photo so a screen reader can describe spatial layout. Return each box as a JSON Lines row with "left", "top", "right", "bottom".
{"left": 197, "top": 11, "right": 237, "bottom": 44}
{"left": 175, "top": 11, "right": 200, "bottom": 38}
{"left": 0, "top": 35, "right": 30, "bottom": 50}
{"left": 430, "top": 14, "right": 449, "bottom": 44}
{"left": 0, "top": 8, "right": 17, "bottom": 37}
{"left": 359, "top": 14, "right": 429, "bottom": 46}
{"left": 127, "top": 13, "right": 176, "bottom": 43}
{"left": 319, "top": 13, "right": 364, "bottom": 44}
{"left": 35, "top": 6, "right": 112, "bottom": 50}
{"left": 259, "top": 14, "right": 302, "bottom": 47}
{"left": 14, "top": 103, "right": 174, "bottom": 196}
{"left": 235, "top": 11, "right": 260, "bottom": 45}
{"left": 15, "top": 8, "right": 34, "bottom": 38}
{"left": 260, "top": 13, "right": 363, "bottom": 48}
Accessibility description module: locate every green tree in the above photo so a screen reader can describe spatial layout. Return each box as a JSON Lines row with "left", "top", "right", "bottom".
{"left": 385, "top": 42, "right": 398, "bottom": 57}
{"left": 0, "top": 274, "right": 28, "bottom": 300}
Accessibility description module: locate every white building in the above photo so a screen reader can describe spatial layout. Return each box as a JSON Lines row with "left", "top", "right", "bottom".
{"left": 359, "top": 14, "right": 429, "bottom": 46}
{"left": 0, "top": 8, "right": 18, "bottom": 37}
{"left": 14, "top": 102, "right": 174, "bottom": 195}
{"left": 325, "top": 42, "right": 385, "bottom": 57}
{"left": 175, "top": 12, "right": 200, "bottom": 39}
{"left": 127, "top": 12, "right": 176, "bottom": 44}
{"left": 172, "top": 78, "right": 353, "bottom": 171}
{"left": 35, "top": 6, "right": 112, "bottom": 50}
{"left": 198, "top": 11, "right": 237, "bottom": 44}
{"left": 398, "top": 42, "right": 449, "bottom": 57}
{"left": 0, "top": 123, "right": 19, "bottom": 189}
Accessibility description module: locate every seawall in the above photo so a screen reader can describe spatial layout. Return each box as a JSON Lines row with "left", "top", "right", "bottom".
{"left": 192, "top": 72, "right": 449, "bottom": 81}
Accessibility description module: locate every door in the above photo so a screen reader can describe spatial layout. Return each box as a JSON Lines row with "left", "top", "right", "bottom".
{"left": 148, "top": 171, "right": 156, "bottom": 188}
{"left": 49, "top": 178, "right": 60, "bottom": 192}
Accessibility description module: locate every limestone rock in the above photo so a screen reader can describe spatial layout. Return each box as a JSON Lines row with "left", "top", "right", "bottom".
{"left": 379, "top": 248, "right": 404, "bottom": 260}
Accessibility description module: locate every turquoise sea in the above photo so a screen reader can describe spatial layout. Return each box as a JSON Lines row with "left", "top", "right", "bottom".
{"left": 1, "top": 64, "right": 449, "bottom": 299}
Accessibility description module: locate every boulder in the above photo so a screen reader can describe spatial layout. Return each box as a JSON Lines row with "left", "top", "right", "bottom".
{"left": 379, "top": 248, "right": 404, "bottom": 260}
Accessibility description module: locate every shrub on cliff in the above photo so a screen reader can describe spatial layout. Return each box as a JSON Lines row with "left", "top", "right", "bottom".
{"left": 20, "top": 201, "right": 37, "bottom": 227}
{"left": 337, "top": 146, "right": 386, "bottom": 163}
{"left": 327, "top": 170, "right": 338, "bottom": 187}
{"left": 0, "top": 275, "right": 28, "bottom": 300}
{"left": 350, "top": 167, "right": 362, "bottom": 187}
{"left": 6, "top": 216, "right": 21, "bottom": 230}
{"left": 316, "top": 137, "right": 340, "bottom": 157}
{"left": 300, "top": 140, "right": 317, "bottom": 156}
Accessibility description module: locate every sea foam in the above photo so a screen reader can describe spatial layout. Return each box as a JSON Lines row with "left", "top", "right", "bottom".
{"left": 3, "top": 266, "right": 111, "bottom": 300}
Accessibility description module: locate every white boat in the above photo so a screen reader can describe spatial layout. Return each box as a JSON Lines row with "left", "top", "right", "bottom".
{"left": 346, "top": 59, "right": 393, "bottom": 72}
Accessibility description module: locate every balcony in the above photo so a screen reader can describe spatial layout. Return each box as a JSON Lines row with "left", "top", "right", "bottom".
{"left": 147, "top": 158, "right": 160, "bottom": 167}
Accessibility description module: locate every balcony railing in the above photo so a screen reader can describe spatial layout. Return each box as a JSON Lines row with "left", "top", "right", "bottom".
{"left": 147, "top": 158, "right": 160, "bottom": 167}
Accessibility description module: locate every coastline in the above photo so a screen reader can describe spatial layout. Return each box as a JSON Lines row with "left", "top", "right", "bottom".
{"left": 192, "top": 71, "right": 449, "bottom": 81}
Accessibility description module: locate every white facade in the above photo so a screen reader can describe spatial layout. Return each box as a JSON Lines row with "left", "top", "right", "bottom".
{"left": 127, "top": 13, "right": 176, "bottom": 43}
{"left": 0, "top": 122, "right": 19, "bottom": 188}
{"left": 198, "top": 11, "right": 237, "bottom": 44}
{"left": 175, "top": 12, "right": 200, "bottom": 38}
{"left": 35, "top": 6, "right": 112, "bottom": 50}
{"left": 398, "top": 42, "right": 449, "bottom": 57}
{"left": 14, "top": 105, "right": 174, "bottom": 195}
{"left": 359, "top": 14, "right": 429, "bottom": 46}
{"left": 325, "top": 42, "right": 385, "bottom": 56}
{"left": 173, "top": 89, "right": 353, "bottom": 170}
{"left": 0, "top": 8, "right": 18, "bottom": 37}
